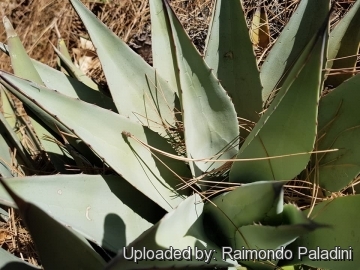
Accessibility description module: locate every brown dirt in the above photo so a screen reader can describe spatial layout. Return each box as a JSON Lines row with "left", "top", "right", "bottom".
{"left": 1, "top": 0, "right": 354, "bottom": 83}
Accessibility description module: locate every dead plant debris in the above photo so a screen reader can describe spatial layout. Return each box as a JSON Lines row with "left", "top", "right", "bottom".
{"left": 0, "top": 208, "right": 40, "bottom": 266}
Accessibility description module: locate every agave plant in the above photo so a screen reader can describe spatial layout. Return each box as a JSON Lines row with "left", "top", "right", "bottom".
{"left": 0, "top": 0, "right": 360, "bottom": 269}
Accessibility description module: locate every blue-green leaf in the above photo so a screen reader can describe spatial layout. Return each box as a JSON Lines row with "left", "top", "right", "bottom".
{"left": 0, "top": 248, "right": 39, "bottom": 269}
{"left": 70, "top": 0, "right": 176, "bottom": 135}
{"left": 326, "top": 0, "right": 360, "bottom": 87}
{"left": 285, "top": 196, "right": 360, "bottom": 269}
{"left": 106, "top": 194, "right": 235, "bottom": 269}
{"left": 0, "top": 175, "right": 163, "bottom": 252}
{"left": 0, "top": 178, "right": 106, "bottom": 270}
{"left": 314, "top": 74, "right": 360, "bottom": 191}
{"left": 163, "top": 0, "right": 239, "bottom": 177}
{"left": 230, "top": 25, "right": 326, "bottom": 183}
{"left": 0, "top": 72, "right": 191, "bottom": 212}
{"left": 205, "top": 0, "right": 262, "bottom": 126}
{"left": 260, "top": 0, "right": 330, "bottom": 102}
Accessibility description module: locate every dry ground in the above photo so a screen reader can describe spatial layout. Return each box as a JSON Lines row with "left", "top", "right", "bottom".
{"left": 0, "top": 0, "right": 357, "bottom": 267}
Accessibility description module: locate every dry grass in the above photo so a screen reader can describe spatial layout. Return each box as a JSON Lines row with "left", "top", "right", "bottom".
{"left": 1, "top": 0, "right": 354, "bottom": 81}
{"left": 0, "top": 0, "right": 358, "bottom": 267}
{"left": 0, "top": 208, "right": 40, "bottom": 266}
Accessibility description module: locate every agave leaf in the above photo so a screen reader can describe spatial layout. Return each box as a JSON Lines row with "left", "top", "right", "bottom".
{"left": 235, "top": 204, "right": 322, "bottom": 270}
{"left": 0, "top": 86, "right": 17, "bottom": 133}
{"left": 235, "top": 223, "right": 319, "bottom": 270}
{"left": 0, "top": 97, "right": 33, "bottom": 174}
{"left": 281, "top": 267, "right": 317, "bottom": 270}
{"left": 0, "top": 72, "right": 192, "bottom": 211}
{"left": 1, "top": 27, "right": 104, "bottom": 167}
{"left": 0, "top": 205, "right": 9, "bottom": 222}
{"left": 279, "top": 267, "right": 295, "bottom": 270}
{"left": 57, "top": 38, "right": 72, "bottom": 62}
{"left": 56, "top": 38, "right": 71, "bottom": 76}
{"left": 204, "top": 0, "right": 262, "bottom": 130}
{"left": 260, "top": 0, "right": 330, "bottom": 102}
{"left": 2, "top": 17, "right": 43, "bottom": 150}
{"left": 55, "top": 32, "right": 72, "bottom": 68}
{"left": 29, "top": 111, "right": 76, "bottom": 173}
{"left": 204, "top": 181, "right": 286, "bottom": 247}
{"left": 0, "top": 248, "right": 40, "bottom": 269}
{"left": 2, "top": 17, "right": 78, "bottom": 172}
{"left": 0, "top": 46, "right": 115, "bottom": 111}
{"left": 313, "top": 74, "right": 360, "bottom": 191}
{"left": 281, "top": 204, "right": 312, "bottom": 226}
{"left": 230, "top": 25, "right": 326, "bottom": 184}
{"left": 150, "top": 0, "right": 178, "bottom": 95}
{"left": 0, "top": 86, "right": 36, "bottom": 157}
{"left": 0, "top": 105, "right": 33, "bottom": 177}
{"left": 70, "top": 0, "right": 176, "bottom": 135}
{"left": 0, "top": 90, "right": 36, "bottom": 172}
{"left": 106, "top": 194, "right": 235, "bottom": 269}
{"left": 3, "top": 17, "right": 43, "bottom": 85}
{"left": 0, "top": 42, "right": 113, "bottom": 110}
{"left": 326, "top": 0, "right": 360, "bottom": 87}
{"left": 0, "top": 72, "right": 103, "bottom": 168}
{"left": 52, "top": 44, "right": 100, "bottom": 91}
{"left": 0, "top": 178, "right": 106, "bottom": 270}
{"left": 32, "top": 60, "right": 117, "bottom": 111}
{"left": 163, "top": 0, "right": 239, "bottom": 177}
{"left": 279, "top": 267, "right": 317, "bottom": 270}
{"left": 0, "top": 174, "right": 164, "bottom": 252}
{"left": 0, "top": 134, "right": 13, "bottom": 177}
{"left": 284, "top": 196, "right": 360, "bottom": 269}
{"left": 249, "top": 6, "right": 270, "bottom": 49}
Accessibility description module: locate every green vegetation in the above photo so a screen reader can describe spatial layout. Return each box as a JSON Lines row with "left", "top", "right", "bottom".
{"left": 0, "top": 0, "right": 360, "bottom": 269}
